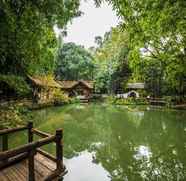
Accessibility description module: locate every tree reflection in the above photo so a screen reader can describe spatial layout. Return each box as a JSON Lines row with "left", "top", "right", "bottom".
{"left": 92, "top": 107, "right": 186, "bottom": 180}
{"left": 27, "top": 104, "right": 186, "bottom": 180}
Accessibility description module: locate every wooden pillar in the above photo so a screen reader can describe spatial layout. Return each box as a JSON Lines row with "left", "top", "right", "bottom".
{"left": 55, "top": 129, "right": 63, "bottom": 171}
{"left": 28, "top": 149, "right": 36, "bottom": 181}
{"left": 2, "top": 134, "right": 8, "bottom": 151}
{"left": 28, "top": 121, "right": 33, "bottom": 143}
{"left": 2, "top": 134, "right": 8, "bottom": 163}
{"left": 28, "top": 121, "right": 35, "bottom": 181}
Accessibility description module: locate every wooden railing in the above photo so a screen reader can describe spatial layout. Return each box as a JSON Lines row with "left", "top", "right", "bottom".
{"left": 0, "top": 122, "right": 66, "bottom": 181}
{"left": 147, "top": 98, "right": 166, "bottom": 106}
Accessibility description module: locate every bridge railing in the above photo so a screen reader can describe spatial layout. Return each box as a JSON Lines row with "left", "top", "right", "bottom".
{"left": 0, "top": 122, "right": 66, "bottom": 181}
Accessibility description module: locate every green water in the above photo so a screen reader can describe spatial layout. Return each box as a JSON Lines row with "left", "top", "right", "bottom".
{"left": 12, "top": 104, "right": 186, "bottom": 180}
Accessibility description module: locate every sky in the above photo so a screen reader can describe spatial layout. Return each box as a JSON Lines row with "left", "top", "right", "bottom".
{"left": 62, "top": 0, "right": 120, "bottom": 48}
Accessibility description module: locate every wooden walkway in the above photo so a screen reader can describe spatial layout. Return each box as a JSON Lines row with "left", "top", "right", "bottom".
{"left": 0, "top": 122, "right": 67, "bottom": 181}
{"left": 0, "top": 153, "right": 60, "bottom": 181}
{"left": 147, "top": 98, "right": 166, "bottom": 106}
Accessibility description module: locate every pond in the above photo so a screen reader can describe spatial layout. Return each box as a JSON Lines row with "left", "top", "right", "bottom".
{"left": 11, "top": 103, "right": 186, "bottom": 180}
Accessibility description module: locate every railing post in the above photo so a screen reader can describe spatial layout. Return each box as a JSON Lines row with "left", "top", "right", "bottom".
{"left": 55, "top": 129, "right": 63, "bottom": 171}
{"left": 2, "top": 134, "right": 8, "bottom": 151}
{"left": 2, "top": 134, "right": 8, "bottom": 163}
{"left": 28, "top": 149, "right": 36, "bottom": 181}
{"left": 28, "top": 121, "right": 33, "bottom": 143}
{"left": 28, "top": 121, "right": 35, "bottom": 181}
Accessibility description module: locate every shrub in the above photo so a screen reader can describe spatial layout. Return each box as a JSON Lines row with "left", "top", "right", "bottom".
{"left": 105, "top": 96, "right": 117, "bottom": 104}
{"left": 0, "top": 74, "right": 31, "bottom": 96}
{"left": 53, "top": 89, "right": 70, "bottom": 105}
{"left": 106, "top": 96, "right": 148, "bottom": 105}
{"left": 70, "top": 97, "right": 81, "bottom": 104}
{"left": 0, "top": 106, "right": 24, "bottom": 129}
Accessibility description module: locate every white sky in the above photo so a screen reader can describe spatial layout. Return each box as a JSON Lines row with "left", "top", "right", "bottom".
{"left": 62, "top": 0, "right": 120, "bottom": 48}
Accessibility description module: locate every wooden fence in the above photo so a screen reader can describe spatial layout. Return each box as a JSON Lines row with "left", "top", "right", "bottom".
{"left": 0, "top": 122, "right": 66, "bottom": 181}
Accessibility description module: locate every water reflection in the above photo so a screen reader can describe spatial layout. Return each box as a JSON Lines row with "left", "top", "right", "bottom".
{"left": 14, "top": 104, "right": 186, "bottom": 181}
{"left": 64, "top": 151, "right": 110, "bottom": 181}
{"left": 134, "top": 145, "right": 152, "bottom": 160}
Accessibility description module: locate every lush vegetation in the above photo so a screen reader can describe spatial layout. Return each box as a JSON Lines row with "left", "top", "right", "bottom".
{"left": 0, "top": 0, "right": 81, "bottom": 76}
{"left": 55, "top": 42, "right": 95, "bottom": 80}
{"left": 0, "top": 0, "right": 186, "bottom": 103}
{"left": 95, "top": 0, "right": 186, "bottom": 100}
{"left": 0, "top": 74, "right": 30, "bottom": 96}
{"left": 0, "top": 1, "right": 185, "bottom": 179}
{"left": 106, "top": 96, "right": 149, "bottom": 105}
{"left": 0, "top": 0, "right": 82, "bottom": 127}
{"left": 93, "top": 28, "right": 131, "bottom": 93}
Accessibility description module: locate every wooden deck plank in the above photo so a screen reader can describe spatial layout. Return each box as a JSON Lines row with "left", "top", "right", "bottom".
{"left": 1, "top": 168, "right": 17, "bottom": 181}
{"left": 35, "top": 153, "right": 56, "bottom": 171}
{"left": 0, "top": 153, "right": 57, "bottom": 181}
{"left": 23, "top": 160, "right": 42, "bottom": 181}
{"left": 10, "top": 166, "right": 26, "bottom": 181}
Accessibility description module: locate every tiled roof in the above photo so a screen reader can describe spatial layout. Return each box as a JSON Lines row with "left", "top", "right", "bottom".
{"left": 58, "top": 80, "right": 93, "bottom": 89}
{"left": 29, "top": 76, "right": 62, "bottom": 88}
{"left": 127, "top": 83, "right": 145, "bottom": 89}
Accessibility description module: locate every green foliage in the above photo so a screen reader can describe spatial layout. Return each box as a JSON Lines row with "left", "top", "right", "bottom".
{"left": 106, "top": 96, "right": 148, "bottom": 105}
{"left": 0, "top": 1, "right": 82, "bottom": 100}
{"left": 1, "top": 0, "right": 185, "bottom": 101}
{"left": 94, "top": 27, "right": 131, "bottom": 93}
{"left": 55, "top": 42, "right": 95, "bottom": 80}
{"left": 96, "top": 0, "right": 186, "bottom": 98}
{"left": 70, "top": 97, "right": 81, "bottom": 104}
{"left": 53, "top": 89, "right": 70, "bottom": 104}
{"left": 0, "top": 106, "right": 24, "bottom": 129}
{"left": 0, "top": 0, "right": 81, "bottom": 76}
{"left": 0, "top": 74, "right": 31, "bottom": 96}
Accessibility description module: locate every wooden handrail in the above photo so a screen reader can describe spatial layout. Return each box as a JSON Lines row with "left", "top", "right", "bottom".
{"left": 0, "top": 122, "right": 65, "bottom": 181}
{"left": 0, "top": 125, "right": 28, "bottom": 135}
{"left": 0, "top": 152, "right": 29, "bottom": 169}
{"left": 32, "top": 128, "right": 52, "bottom": 138}
{"left": 37, "top": 148, "right": 57, "bottom": 162}
{"left": 0, "top": 136, "right": 55, "bottom": 160}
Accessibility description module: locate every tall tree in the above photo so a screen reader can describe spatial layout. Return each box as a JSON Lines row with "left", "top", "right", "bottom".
{"left": 0, "top": 0, "right": 81, "bottom": 76}
{"left": 55, "top": 42, "right": 95, "bottom": 80}
{"left": 94, "top": 27, "right": 131, "bottom": 93}
{"left": 96, "top": 0, "right": 186, "bottom": 98}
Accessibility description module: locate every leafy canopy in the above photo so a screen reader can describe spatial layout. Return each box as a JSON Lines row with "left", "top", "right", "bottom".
{"left": 96, "top": 0, "right": 186, "bottom": 97}
{"left": 0, "top": 0, "right": 81, "bottom": 75}
{"left": 55, "top": 42, "right": 95, "bottom": 80}
{"left": 94, "top": 27, "right": 131, "bottom": 93}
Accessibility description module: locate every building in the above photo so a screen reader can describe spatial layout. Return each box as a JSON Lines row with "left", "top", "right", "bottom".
{"left": 28, "top": 76, "right": 62, "bottom": 104}
{"left": 58, "top": 80, "right": 93, "bottom": 98}
{"left": 127, "top": 83, "right": 145, "bottom": 90}
{"left": 126, "top": 83, "right": 145, "bottom": 98}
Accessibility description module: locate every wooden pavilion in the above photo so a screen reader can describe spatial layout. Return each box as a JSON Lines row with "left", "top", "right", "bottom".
{"left": 127, "top": 83, "right": 145, "bottom": 90}
{"left": 28, "top": 76, "right": 62, "bottom": 104}
{"left": 57, "top": 80, "right": 93, "bottom": 98}
{"left": 126, "top": 83, "right": 145, "bottom": 98}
